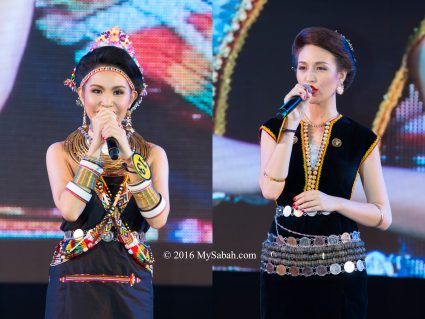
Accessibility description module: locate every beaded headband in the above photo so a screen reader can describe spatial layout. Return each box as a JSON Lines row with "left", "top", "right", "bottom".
{"left": 64, "top": 26, "right": 147, "bottom": 97}
{"left": 79, "top": 66, "right": 136, "bottom": 91}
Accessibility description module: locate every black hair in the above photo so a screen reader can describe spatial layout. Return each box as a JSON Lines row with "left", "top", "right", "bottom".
{"left": 75, "top": 46, "right": 144, "bottom": 101}
{"left": 291, "top": 27, "right": 357, "bottom": 89}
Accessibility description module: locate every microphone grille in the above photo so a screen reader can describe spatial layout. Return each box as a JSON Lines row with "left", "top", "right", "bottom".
{"left": 302, "top": 84, "right": 313, "bottom": 94}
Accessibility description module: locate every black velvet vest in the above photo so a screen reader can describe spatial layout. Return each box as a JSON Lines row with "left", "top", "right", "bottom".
{"left": 259, "top": 115, "right": 378, "bottom": 237}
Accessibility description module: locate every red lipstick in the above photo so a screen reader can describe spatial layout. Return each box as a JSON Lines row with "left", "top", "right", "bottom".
{"left": 310, "top": 85, "right": 319, "bottom": 95}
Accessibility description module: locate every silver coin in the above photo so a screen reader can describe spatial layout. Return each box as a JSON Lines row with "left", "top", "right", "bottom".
{"left": 276, "top": 265, "right": 286, "bottom": 276}
{"left": 276, "top": 235, "right": 285, "bottom": 246}
{"left": 282, "top": 205, "right": 292, "bottom": 217}
{"left": 341, "top": 232, "right": 351, "bottom": 244}
{"left": 289, "top": 266, "right": 300, "bottom": 276}
{"left": 314, "top": 237, "right": 326, "bottom": 246}
{"left": 303, "top": 267, "right": 313, "bottom": 277}
{"left": 287, "top": 237, "right": 297, "bottom": 246}
{"left": 344, "top": 261, "right": 355, "bottom": 273}
{"left": 330, "top": 263, "right": 341, "bottom": 275}
{"left": 266, "top": 263, "right": 274, "bottom": 274}
{"left": 299, "top": 237, "right": 311, "bottom": 247}
{"left": 316, "top": 265, "right": 327, "bottom": 276}
{"left": 356, "top": 260, "right": 365, "bottom": 272}
{"left": 293, "top": 209, "right": 303, "bottom": 217}
{"left": 101, "top": 231, "right": 114, "bottom": 242}
{"left": 328, "top": 235, "right": 339, "bottom": 245}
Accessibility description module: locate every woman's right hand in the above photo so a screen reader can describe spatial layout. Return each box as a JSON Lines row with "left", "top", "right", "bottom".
{"left": 282, "top": 84, "right": 311, "bottom": 128}
{"left": 87, "top": 108, "right": 118, "bottom": 155}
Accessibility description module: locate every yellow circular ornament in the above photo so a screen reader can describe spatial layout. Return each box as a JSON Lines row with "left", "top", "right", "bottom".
{"left": 132, "top": 153, "right": 151, "bottom": 180}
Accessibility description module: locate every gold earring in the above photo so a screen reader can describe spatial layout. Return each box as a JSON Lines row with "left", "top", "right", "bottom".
{"left": 336, "top": 82, "right": 344, "bottom": 95}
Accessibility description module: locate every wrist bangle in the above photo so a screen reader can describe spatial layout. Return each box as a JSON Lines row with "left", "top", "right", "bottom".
{"left": 66, "top": 181, "right": 92, "bottom": 203}
{"left": 281, "top": 128, "right": 296, "bottom": 134}
{"left": 264, "top": 172, "right": 285, "bottom": 183}
{"left": 140, "top": 195, "right": 166, "bottom": 219}
{"left": 83, "top": 155, "right": 103, "bottom": 167}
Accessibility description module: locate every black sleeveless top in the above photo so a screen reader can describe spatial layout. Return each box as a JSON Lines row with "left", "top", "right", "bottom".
{"left": 259, "top": 115, "right": 379, "bottom": 237}
{"left": 60, "top": 176, "right": 150, "bottom": 234}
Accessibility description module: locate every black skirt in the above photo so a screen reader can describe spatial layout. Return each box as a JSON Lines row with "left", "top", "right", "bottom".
{"left": 260, "top": 270, "right": 368, "bottom": 319}
{"left": 45, "top": 240, "right": 153, "bottom": 319}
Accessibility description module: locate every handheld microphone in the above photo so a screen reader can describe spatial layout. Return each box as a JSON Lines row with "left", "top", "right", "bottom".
{"left": 106, "top": 137, "right": 119, "bottom": 160}
{"left": 275, "top": 84, "right": 315, "bottom": 120}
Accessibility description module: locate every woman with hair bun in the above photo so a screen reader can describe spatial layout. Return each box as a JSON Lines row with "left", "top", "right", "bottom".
{"left": 45, "top": 27, "right": 169, "bottom": 319}
{"left": 259, "top": 27, "right": 391, "bottom": 318}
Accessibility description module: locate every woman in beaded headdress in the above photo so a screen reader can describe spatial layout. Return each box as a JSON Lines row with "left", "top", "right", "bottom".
{"left": 45, "top": 26, "right": 169, "bottom": 319}
{"left": 259, "top": 27, "right": 391, "bottom": 318}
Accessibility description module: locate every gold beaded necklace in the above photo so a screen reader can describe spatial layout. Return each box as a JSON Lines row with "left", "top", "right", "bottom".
{"left": 302, "top": 114, "right": 342, "bottom": 191}
{"left": 64, "top": 126, "right": 150, "bottom": 176}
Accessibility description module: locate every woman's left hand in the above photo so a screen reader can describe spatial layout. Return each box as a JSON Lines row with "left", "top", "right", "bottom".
{"left": 101, "top": 119, "right": 133, "bottom": 160}
{"left": 293, "top": 190, "right": 340, "bottom": 212}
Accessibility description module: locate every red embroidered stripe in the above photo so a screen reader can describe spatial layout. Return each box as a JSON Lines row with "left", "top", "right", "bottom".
{"left": 60, "top": 273, "right": 141, "bottom": 287}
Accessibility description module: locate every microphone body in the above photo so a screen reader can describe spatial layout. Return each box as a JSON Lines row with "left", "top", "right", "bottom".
{"left": 275, "top": 84, "right": 314, "bottom": 120}
{"left": 275, "top": 96, "right": 303, "bottom": 120}
{"left": 106, "top": 137, "right": 119, "bottom": 160}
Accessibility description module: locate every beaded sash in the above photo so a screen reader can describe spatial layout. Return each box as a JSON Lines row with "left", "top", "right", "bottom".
{"left": 50, "top": 179, "right": 154, "bottom": 273}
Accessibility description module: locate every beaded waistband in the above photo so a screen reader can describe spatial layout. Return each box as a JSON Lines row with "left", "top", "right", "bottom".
{"left": 63, "top": 229, "right": 147, "bottom": 243}
{"left": 276, "top": 205, "right": 332, "bottom": 218}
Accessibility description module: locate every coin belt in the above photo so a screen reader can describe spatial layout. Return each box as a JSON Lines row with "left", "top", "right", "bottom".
{"left": 276, "top": 205, "right": 332, "bottom": 218}
{"left": 261, "top": 232, "right": 366, "bottom": 277}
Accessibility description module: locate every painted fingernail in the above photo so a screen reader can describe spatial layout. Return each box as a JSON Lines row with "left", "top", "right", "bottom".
{"left": 293, "top": 197, "right": 297, "bottom": 201}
